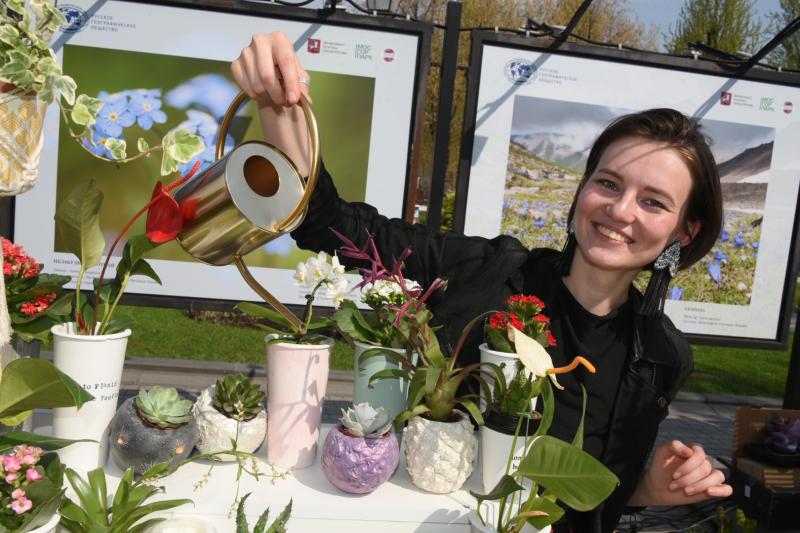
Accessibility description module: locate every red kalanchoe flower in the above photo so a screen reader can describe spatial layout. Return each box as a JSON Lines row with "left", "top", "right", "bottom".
{"left": 533, "top": 314, "right": 550, "bottom": 324}
{"left": 546, "top": 330, "right": 557, "bottom": 347}
{"left": 488, "top": 311, "right": 508, "bottom": 330}
{"left": 508, "top": 312, "right": 524, "bottom": 331}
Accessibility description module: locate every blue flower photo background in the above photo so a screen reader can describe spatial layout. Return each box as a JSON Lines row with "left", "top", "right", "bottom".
{"left": 54, "top": 44, "right": 375, "bottom": 270}
{"left": 502, "top": 95, "right": 771, "bottom": 306}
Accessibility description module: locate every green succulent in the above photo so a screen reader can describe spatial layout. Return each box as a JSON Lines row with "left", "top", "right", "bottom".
{"left": 135, "top": 386, "right": 193, "bottom": 429}
{"left": 212, "top": 374, "right": 265, "bottom": 422}
{"left": 235, "top": 493, "right": 291, "bottom": 533}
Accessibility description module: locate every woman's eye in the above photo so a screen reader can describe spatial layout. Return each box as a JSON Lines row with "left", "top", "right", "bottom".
{"left": 643, "top": 199, "right": 666, "bottom": 210}
{"left": 597, "top": 179, "right": 617, "bottom": 191}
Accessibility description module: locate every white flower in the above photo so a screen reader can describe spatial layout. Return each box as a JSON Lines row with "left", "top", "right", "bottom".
{"left": 293, "top": 262, "right": 308, "bottom": 285}
{"left": 508, "top": 326, "right": 563, "bottom": 390}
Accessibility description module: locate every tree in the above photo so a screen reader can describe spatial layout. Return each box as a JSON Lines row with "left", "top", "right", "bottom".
{"left": 767, "top": 0, "right": 800, "bottom": 70}
{"left": 665, "top": 0, "right": 763, "bottom": 56}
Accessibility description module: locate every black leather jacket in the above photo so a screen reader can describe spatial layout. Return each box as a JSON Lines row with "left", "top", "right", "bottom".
{"left": 292, "top": 165, "right": 694, "bottom": 533}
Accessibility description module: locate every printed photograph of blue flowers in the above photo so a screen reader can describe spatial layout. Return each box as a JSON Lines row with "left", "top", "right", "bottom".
{"left": 501, "top": 95, "right": 772, "bottom": 306}
{"left": 55, "top": 45, "right": 375, "bottom": 269}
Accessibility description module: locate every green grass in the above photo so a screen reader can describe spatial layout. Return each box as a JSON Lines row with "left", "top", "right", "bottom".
{"left": 75, "top": 305, "right": 790, "bottom": 399}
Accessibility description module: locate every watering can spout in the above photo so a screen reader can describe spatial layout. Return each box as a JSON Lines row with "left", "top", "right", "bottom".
{"left": 172, "top": 91, "right": 320, "bottom": 332}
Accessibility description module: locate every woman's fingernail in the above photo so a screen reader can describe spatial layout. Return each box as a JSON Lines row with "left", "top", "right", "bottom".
{"left": 669, "top": 482, "right": 678, "bottom": 490}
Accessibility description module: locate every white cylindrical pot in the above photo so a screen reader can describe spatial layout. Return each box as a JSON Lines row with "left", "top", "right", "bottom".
{"left": 27, "top": 511, "right": 61, "bottom": 533}
{"left": 353, "top": 340, "right": 410, "bottom": 422}
{"left": 192, "top": 385, "right": 266, "bottom": 458}
{"left": 467, "top": 509, "right": 551, "bottom": 533}
{"left": 481, "top": 426, "right": 538, "bottom": 496}
{"left": 403, "top": 412, "right": 477, "bottom": 494}
{"left": 479, "top": 344, "right": 517, "bottom": 411}
{"left": 145, "top": 516, "right": 218, "bottom": 532}
{"left": 51, "top": 323, "right": 130, "bottom": 473}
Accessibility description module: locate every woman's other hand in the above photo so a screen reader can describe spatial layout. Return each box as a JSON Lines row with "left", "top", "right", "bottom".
{"left": 231, "top": 32, "right": 312, "bottom": 175}
{"left": 628, "top": 440, "right": 733, "bottom": 507}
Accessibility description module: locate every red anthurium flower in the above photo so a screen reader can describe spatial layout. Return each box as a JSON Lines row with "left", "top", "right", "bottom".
{"left": 146, "top": 181, "right": 182, "bottom": 243}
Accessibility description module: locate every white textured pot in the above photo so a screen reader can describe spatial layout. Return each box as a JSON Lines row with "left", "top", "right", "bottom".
{"left": 0, "top": 87, "right": 46, "bottom": 195}
{"left": 51, "top": 323, "right": 130, "bottom": 473}
{"left": 26, "top": 512, "right": 60, "bottom": 533}
{"left": 403, "top": 411, "right": 477, "bottom": 493}
{"left": 192, "top": 385, "right": 266, "bottom": 458}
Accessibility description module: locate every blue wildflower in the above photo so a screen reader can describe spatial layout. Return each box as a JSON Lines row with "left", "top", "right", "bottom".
{"left": 130, "top": 92, "right": 167, "bottom": 130}
{"left": 174, "top": 110, "right": 233, "bottom": 174}
{"left": 714, "top": 250, "right": 728, "bottom": 262}
{"left": 732, "top": 232, "right": 745, "bottom": 247}
{"left": 81, "top": 128, "right": 122, "bottom": 159}
{"left": 556, "top": 220, "right": 566, "bottom": 228}
{"left": 166, "top": 74, "right": 239, "bottom": 120}
{"left": 534, "top": 218, "right": 545, "bottom": 228}
{"left": 668, "top": 286, "right": 683, "bottom": 300}
{"left": 720, "top": 229, "right": 729, "bottom": 243}
{"left": 751, "top": 241, "right": 759, "bottom": 249}
{"left": 95, "top": 97, "right": 135, "bottom": 138}
{"left": 707, "top": 261, "right": 722, "bottom": 283}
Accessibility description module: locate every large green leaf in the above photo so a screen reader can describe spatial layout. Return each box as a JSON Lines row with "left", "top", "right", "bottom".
{"left": 518, "top": 495, "right": 565, "bottom": 530}
{"left": 54, "top": 180, "right": 105, "bottom": 271}
{"left": 0, "top": 359, "right": 94, "bottom": 419}
{"left": 0, "top": 432, "right": 93, "bottom": 453}
{"left": 236, "top": 302, "right": 292, "bottom": 329}
{"left": 516, "top": 436, "right": 619, "bottom": 511}
{"left": 469, "top": 474, "right": 524, "bottom": 505}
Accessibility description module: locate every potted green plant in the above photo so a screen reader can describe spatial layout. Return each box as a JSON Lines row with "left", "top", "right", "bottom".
{"left": 468, "top": 326, "right": 618, "bottom": 533}
{"left": 193, "top": 373, "right": 266, "bottom": 458}
{"left": 108, "top": 386, "right": 196, "bottom": 474}
{"left": 234, "top": 493, "right": 291, "bottom": 533}
{"left": 320, "top": 402, "right": 399, "bottom": 494}
{"left": 332, "top": 231, "right": 421, "bottom": 422}
{"left": 236, "top": 251, "right": 348, "bottom": 470}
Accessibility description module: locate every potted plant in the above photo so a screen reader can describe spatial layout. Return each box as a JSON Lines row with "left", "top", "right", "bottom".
{"left": 468, "top": 326, "right": 618, "bottom": 533}
{"left": 332, "top": 232, "right": 422, "bottom": 422}
{"left": 236, "top": 251, "right": 348, "bottom": 470}
{"left": 234, "top": 492, "right": 292, "bottom": 533}
{"left": 480, "top": 295, "right": 555, "bottom": 493}
{"left": 0, "top": 445, "right": 65, "bottom": 533}
{"left": 321, "top": 402, "right": 399, "bottom": 494}
{"left": 59, "top": 463, "right": 193, "bottom": 533}
{"left": 0, "top": 237, "right": 71, "bottom": 358}
{"left": 108, "top": 386, "right": 196, "bottom": 474}
{"left": 192, "top": 373, "right": 266, "bottom": 458}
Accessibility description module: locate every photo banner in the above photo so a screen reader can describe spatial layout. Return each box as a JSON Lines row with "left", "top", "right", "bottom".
{"left": 459, "top": 33, "right": 800, "bottom": 346}
{"left": 13, "top": 0, "right": 429, "bottom": 307}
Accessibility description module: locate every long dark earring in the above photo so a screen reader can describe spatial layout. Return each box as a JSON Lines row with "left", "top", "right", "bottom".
{"left": 556, "top": 221, "right": 577, "bottom": 277}
{"left": 640, "top": 240, "right": 681, "bottom": 317}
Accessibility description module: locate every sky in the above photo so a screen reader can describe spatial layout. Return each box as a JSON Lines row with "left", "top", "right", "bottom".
{"left": 626, "top": 0, "right": 783, "bottom": 51}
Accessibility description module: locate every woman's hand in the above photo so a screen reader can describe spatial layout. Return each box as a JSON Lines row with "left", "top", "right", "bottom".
{"left": 627, "top": 440, "right": 733, "bottom": 507}
{"left": 230, "top": 32, "right": 312, "bottom": 174}
{"left": 231, "top": 32, "right": 311, "bottom": 106}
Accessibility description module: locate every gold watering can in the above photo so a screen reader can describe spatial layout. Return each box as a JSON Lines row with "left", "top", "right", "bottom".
{"left": 173, "top": 92, "right": 320, "bottom": 333}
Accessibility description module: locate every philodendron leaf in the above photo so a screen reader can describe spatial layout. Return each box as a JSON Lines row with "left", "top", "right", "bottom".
{"left": 55, "top": 180, "right": 105, "bottom": 271}
{"left": 516, "top": 436, "right": 619, "bottom": 512}
{"left": 518, "top": 496, "right": 565, "bottom": 530}
{"left": 70, "top": 94, "right": 103, "bottom": 126}
{"left": 0, "top": 431, "right": 94, "bottom": 453}
{"left": 161, "top": 129, "right": 204, "bottom": 175}
{"left": 0, "top": 359, "right": 95, "bottom": 419}
{"left": 469, "top": 474, "right": 525, "bottom": 506}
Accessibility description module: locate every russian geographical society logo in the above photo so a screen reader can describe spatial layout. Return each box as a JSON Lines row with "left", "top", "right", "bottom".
{"left": 505, "top": 59, "right": 537, "bottom": 85}
{"left": 58, "top": 4, "right": 89, "bottom": 33}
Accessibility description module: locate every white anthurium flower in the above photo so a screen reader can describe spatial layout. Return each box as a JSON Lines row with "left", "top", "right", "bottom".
{"left": 508, "top": 325, "right": 563, "bottom": 390}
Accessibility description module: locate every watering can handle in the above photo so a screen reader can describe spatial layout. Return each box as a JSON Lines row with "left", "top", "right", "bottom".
{"left": 216, "top": 91, "right": 321, "bottom": 233}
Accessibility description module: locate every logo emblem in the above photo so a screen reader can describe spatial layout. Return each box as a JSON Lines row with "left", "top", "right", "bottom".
{"left": 785, "top": 101, "right": 794, "bottom": 114}
{"left": 505, "top": 59, "right": 536, "bottom": 85}
{"left": 720, "top": 92, "right": 732, "bottom": 106}
{"left": 58, "top": 4, "right": 89, "bottom": 33}
{"left": 383, "top": 49, "right": 395, "bottom": 62}
{"left": 307, "top": 39, "right": 321, "bottom": 54}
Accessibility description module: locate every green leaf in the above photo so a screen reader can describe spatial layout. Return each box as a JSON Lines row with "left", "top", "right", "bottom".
{"left": 266, "top": 499, "right": 292, "bottom": 533}
{"left": 424, "top": 367, "right": 441, "bottom": 395}
{"left": 393, "top": 404, "right": 430, "bottom": 427}
{"left": 517, "top": 496, "right": 565, "bottom": 530}
{"left": 457, "top": 398, "right": 484, "bottom": 426}
{"left": 469, "top": 474, "right": 525, "bottom": 506}
{"left": 54, "top": 180, "right": 105, "bottom": 271}
{"left": 516, "top": 436, "right": 619, "bottom": 511}
{"left": 367, "top": 368, "right": 412, "bottom": 387}
{"left": 66, "top": 468, "right": 106, "bottom": 525}
{"left": 105, "top": 138, "right": 127, "bottom": 160}
{"left": 0, "top": 432, "right": 94, "bottom": 453}
{"left": 55, "top": 74, "right": 77, "bottom": 106}
{"left": 572, "top": 385, "right": 588, "bottom": 450}
{"left": 70, "top": 94, "right": 103, "bottom": 127}
{"left": 0, "top": 410, "right": 31, "bottom": 426}
{"left": 486, "top": 327, "right": 513, "bottom": 353}
{"left": 236, "top": 493, "right": 251, "bottom": 533}
{"left": 0, "top": 359, "right": 95, "bottom": 419}
{"left": 534, "top": 378, "right": 554, "bottom": 438}
{"left": 161, "top": 129, "right": 204, "bottom": 175}
{"left": 236, "top": 302, "right": 292, "bottom": 328}
{"left": 137, "top": 137, "right": 149, "bottom": 153}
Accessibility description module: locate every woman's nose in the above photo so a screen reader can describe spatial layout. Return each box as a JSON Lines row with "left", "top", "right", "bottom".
{"left": 606, "top": 195, "right": 636, "bottom": 223}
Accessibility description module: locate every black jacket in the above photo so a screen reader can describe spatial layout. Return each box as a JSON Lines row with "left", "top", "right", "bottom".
{"left": 292, "top": 165, "right": 695, "bottom": 533}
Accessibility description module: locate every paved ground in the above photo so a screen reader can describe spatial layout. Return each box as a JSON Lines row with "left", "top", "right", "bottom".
{"left": 98, "top": 355, "right": 799, "bottom": 532}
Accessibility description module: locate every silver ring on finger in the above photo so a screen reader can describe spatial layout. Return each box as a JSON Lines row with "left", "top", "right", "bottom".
{"left": 298, "top": 76, "right": 311, "bottom": 87}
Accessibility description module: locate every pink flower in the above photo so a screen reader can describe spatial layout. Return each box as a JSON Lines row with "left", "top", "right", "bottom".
{"left": 3, "top": 455, "right": 21, "bottom": 472}
{"left": 25, "top": 468, "right": 42, "bottom": 481}
{"left": 11, "top": 488, "right": 24, "bottom": 500}
{"left": 10, "top": 496, "right": 32, "bottom": 514}
{"left": 5, "top": 473, "right": 18, "bottom": 483}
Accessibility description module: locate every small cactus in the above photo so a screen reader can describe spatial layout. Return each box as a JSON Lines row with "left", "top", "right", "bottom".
{"left": 213, "top": 374, "right": 265, "bottom": 422}
{"left": 135, "top": 386, "right": 193, "bottom": 429}
{"left": 340, "top": 403, "right": 392, "bottom": 437}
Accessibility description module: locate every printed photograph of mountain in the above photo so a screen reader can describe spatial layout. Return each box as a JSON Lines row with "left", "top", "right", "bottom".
{"left": 500, "top": 95, "right": 774, "bottom": 306}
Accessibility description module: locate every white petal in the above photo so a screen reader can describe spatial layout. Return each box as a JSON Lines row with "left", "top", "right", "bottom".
{"left": 509, "top": 326, "right": 554, "bottom": 378}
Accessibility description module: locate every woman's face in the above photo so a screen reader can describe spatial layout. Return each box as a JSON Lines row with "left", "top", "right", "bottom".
{"left": 572, "top": 136, "right": 699, "bottom": 275}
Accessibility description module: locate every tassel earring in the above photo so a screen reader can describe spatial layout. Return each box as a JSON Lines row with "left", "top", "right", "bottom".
{"left": 556, "top": 221, "right": 577, "bottom": 277}
{"left": 640, "top": 240, "right": 681, "bottom": 317}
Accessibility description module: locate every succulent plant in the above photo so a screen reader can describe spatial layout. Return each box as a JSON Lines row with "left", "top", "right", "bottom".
{"left": 236, "top": 492, "right": 291, "bottom": 533}
{"left": 339, "top": 403, "right": 393, "bottom": 437}
{"left": 212, "top": 373, "right": 265, "bottom": 422}
{"left": 135, "top": 386, "right": 193, "bottom": 429}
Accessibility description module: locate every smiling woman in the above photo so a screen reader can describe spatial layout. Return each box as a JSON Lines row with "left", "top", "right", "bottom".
{"left": 229, "top": 32, "right": 729, "bottom": 533}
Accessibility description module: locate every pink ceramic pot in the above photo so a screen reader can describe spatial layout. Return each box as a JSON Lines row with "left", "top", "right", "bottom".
{"left": 266, "top": 336, "right": 332, "bottom": 469}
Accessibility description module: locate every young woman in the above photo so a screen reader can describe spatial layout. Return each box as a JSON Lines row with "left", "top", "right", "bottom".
{"left": 231, "top": 33, "right": 733, "bottom": 533}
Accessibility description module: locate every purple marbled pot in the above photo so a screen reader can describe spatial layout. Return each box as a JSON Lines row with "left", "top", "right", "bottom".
{"left": 321, "top": 425, "right": 400, "bottom": 494}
